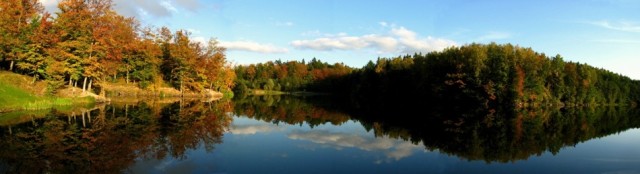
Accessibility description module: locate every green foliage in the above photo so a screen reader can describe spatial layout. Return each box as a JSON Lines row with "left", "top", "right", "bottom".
{"left": 233, "top": 59, "right": 353, "bottom": 93}
{"left": 316, "top": 43, "right": 640, "bottom": 108}
{"left": 222, "top": 90, "right": 234, "bottom": 99}
{"left": 45, "top": 80, "right": 65, "bottom": 96}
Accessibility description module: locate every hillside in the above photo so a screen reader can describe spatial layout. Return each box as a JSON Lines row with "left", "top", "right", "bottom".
{"left": 0, "top": 71, "right": 94, "bottom": 112}
{"left": 337, "top": 43, "right": 640, "bottom": 108}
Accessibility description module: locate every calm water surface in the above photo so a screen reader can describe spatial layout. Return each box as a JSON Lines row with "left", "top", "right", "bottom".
{"left": 1, "top": 96, "right": 639, "bottom": 173}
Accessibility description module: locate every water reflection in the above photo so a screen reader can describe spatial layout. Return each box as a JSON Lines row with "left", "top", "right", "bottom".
{"left": 0, "top": 95, "right": 638, "bottom": 173}
{"left": 233, "top": 95, "right": 351, "bottom": 127}
{"left": 230, "top": 123, "right": 284, "bottom": 135}
{"left": 288, "top": 129, "right": 423, "bottom": 162}
{"left": 353, "top": 106, "right": 640, "bottom": 163}
{"left": 233, "top": 95, "right": 640, "bottom": 163}
{"left": 0, "top": 99, "right": 232, "bottom": 173}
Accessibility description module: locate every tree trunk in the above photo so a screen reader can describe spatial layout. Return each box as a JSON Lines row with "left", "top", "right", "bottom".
{"left": 70, "top": 80, "right": 75, "bottom": 93}
{"left": 82, "top": 112, "right": 86, "bottom": 128}
{"left": 83, "top": 77, "right": 88, "bottom": 93}
{"left": 32, "top": 74, "right": 37, "bottom": 84}
{"left": 126, "top": 69, "right": 129, "bottom": 84}
{"left": 9, "top": 60, "right": 14, "bottom": 71}
{"left": 100, "top": 84, "right": 105, "bottom": 97}
{"left": 113, "top": 73, "right": 117, "bottom": 82}
{"left": 88, "top": 78, "right": 93, "bottom": 94}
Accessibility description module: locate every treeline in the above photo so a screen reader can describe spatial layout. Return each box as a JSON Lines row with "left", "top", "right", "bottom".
{"left": 233, "top": 58, "right": 352, "bottom": 94}
{"left": 331, "top": 43, "right": 640, "bottom": 108}
{"left": 0, "top": 0, "right": 234, "bottom": 95}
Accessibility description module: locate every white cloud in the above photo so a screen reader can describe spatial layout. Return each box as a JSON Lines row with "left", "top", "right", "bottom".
{"left": 160, "top": 1, "right": 178, "bottom": 13}
{"left": 362, "top": 35, "right": 399, "bottom": 52}
{"left": 39, "top": 0, "right": 204, "bottom": 19}
{"left": 38, "top": 0, "right": 59, "bottom": 13}
{"left": 220, "top": 41, "right": 289, "bottom": 54}
{"left": 391, "top": 27, "right": 457, "bottom": 54}
{"left": 379, "top": 21, "right": 388, "bottom": 27}
{"left": 99, "top": 0, "right": 203, "bottom": 18}
{"left": 288, "top": 130, "right": 422, "bottom": 162}
{"left": 291, "top": 25, "right": 456, "bottom": 54}
{"left": 173, "top": 0, "right": 200, "bottom": 12}
{"left": 291, "top": 37, "right": 370, "bottom": 51}
{"left": 191, "top": 36, "right": 208, "bottom": 46}
{"left": 230, "top": 124, "right": 284, "bottom": 135}
{"left": 589, "top": 20, "right": 640, "bottom": 32}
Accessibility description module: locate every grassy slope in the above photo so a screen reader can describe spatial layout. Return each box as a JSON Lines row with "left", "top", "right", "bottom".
{"left": 0, "top": 71, "right": 94, "bottom": 113}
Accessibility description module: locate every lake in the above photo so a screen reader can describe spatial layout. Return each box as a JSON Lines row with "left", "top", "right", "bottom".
{"left": 1, "top": 96, "right": 639, "bottom": 173}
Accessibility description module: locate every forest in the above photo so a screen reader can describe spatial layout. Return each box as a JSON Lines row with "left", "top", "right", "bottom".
{"left": 233, "top": 58, "right": 352, "bottom": 94}
{"left": 2, "top": 1, "right": 638, "bottom": 108}
{"left": 235, "top": 43, "right": 640, "bottom": 108}
{"left": 0, "top": 0, "right": 234, "bottom": 96}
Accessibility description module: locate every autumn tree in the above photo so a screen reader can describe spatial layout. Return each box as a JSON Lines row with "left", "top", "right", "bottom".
{"left": 0, "top": 0, "right": 43, "bottom": 71}
{"left": 15, "top": 13, "right": 55, "bottom": 83}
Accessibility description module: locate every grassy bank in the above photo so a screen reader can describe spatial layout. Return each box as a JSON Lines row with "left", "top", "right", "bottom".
{"left": 102, "top": 80, "right": 228, "bottom": 99}
{"left": 0, "top": 71, "right": 95, "bottom": 113}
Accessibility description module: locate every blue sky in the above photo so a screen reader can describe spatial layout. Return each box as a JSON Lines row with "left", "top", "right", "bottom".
{"left": 40, "top": 0, "right": 640, "bottom": 79}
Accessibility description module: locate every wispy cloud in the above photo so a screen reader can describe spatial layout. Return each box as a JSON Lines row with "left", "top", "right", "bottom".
{"left": 220, "top": 41, "right": 289, "bottom": 54}
{"left": 160, "top": 1, "right": 178, "bottom": 13}
{"left": 288, "top": 130, "right": 423, "bottom": 162}
{"left": 37, "top": 0, "right": 205, "bottom": 18}
{"left": 291, "top": 25, "right": 456, "bottom": 54}
{"left": 589, "top": 20, "right": 640, "bottom": 32}
{"left": 229, "top": 124, "right": 284, "bottom": 135}
{"left": 172, "top": 0, "right": 201, "bottom": 12}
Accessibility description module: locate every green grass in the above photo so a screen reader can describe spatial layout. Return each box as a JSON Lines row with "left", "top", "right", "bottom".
{"left": 0, "top": 71, "right": 95, "bottom": 113}
{"left": 0, "top": 81, "right": 39, "bottom": 112}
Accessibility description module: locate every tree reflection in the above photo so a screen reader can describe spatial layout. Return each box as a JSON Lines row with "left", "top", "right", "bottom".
{"left": 0, "top": 99, "right": 232, "bottom": 173}
{"left": 352, "top": 106, "right": 640, "bottom": 163}
{"left": 233, "top": 95, "right": 351, "bottom": 127}
{"left": 2, "top": 96, "right": 639, "bottom": 172}
{"left": 233, "top": 96, "right": 640, "bottom": 163}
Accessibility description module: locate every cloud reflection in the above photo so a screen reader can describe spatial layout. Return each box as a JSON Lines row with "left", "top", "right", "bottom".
{"left": 229, "top": 124, "right": 284, "bottom": 135}
{"left": 288, "top": 130, "right": 423, "bottom": 162}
